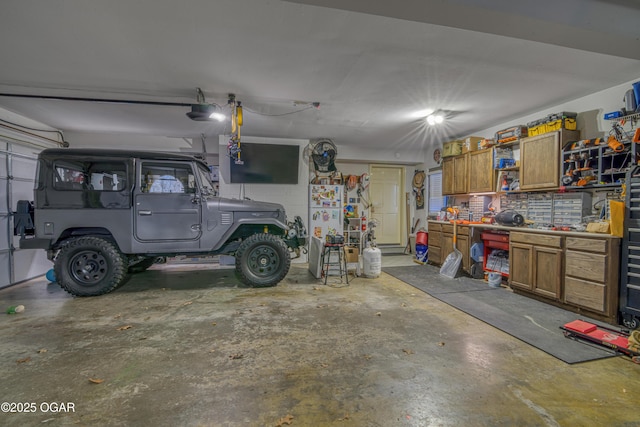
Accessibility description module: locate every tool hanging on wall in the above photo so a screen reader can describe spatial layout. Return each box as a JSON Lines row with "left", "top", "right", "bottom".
{"left": 607, "top": 122, "right": 627, "bottom": 153}
{"left": 228, "top": 93, "right": 244, "bottom": 164}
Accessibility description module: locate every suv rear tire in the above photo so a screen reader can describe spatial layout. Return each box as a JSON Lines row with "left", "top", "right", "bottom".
{"left": 235, "top": 233, "right": 290, "bottom": 287}
{"left": 54, "top": 236, "right": 130, "bottom": 296}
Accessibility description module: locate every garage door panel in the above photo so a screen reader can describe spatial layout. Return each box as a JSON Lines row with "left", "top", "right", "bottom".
{"left": 11, "top": 179, "right": 35, "bottom": 206}
{"left": 0, "top": 152, "right": 7, "bottom": 177}
{"left": 0, "top": 252, "right": 10, "bottom": 288}
{"left": 1, "top": 140, "right": 46, "bottom": 288}
{"left": 11, "top": 156, "right": 37, "bottom": 180}
{"left": 12, "top": 249, "right": 49, "bottom": 284}
{"left": 0, "top": 216, "right": 8, "bottom": 251}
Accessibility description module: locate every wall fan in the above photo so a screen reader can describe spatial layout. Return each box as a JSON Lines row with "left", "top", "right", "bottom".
{"left": 309, "top": 138, "right": 337, "bottom": 172}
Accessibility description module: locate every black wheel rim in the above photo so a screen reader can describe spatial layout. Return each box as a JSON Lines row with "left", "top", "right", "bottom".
{"left": 69, "top": 250, "right": 108, "bottom": 285}
{"left": 247, "top": 244, "right": 279, "bottom": 278}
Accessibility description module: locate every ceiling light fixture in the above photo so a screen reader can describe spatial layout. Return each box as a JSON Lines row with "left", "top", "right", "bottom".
{"left": 426, "top": 112, "right": 445, "bottom": 126}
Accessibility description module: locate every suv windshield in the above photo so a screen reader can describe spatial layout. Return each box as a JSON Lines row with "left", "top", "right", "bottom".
{"left": 196, "top": 165, "right": 216, "bottom": 196}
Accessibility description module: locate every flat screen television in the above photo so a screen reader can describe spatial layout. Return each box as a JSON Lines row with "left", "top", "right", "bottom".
{"left": 229, "top": 143, "right": 300, "bottom": 184}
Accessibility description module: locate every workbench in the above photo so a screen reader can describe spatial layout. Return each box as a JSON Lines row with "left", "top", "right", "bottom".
{"left": 427, "top": 220, "right": 621, "bottom": 324}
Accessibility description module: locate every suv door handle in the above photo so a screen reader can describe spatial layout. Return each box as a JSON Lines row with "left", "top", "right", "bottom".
{"left": 139, "top": 210, "right": 152, "bottom": 216}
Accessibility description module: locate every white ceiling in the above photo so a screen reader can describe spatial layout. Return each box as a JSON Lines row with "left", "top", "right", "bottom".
{"left": 0, "top": 0, "right": 639, "bottom": 151}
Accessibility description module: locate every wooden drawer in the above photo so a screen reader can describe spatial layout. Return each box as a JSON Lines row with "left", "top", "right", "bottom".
{"left": 428, "top": 222, "right": 442, "bottom": 232}
{"left": 564, "top": 276, "right": 606, "bottom": 313}
{"left": 565, "top": 250, "right": 606, "bottom": 283}
{"left": 510, "top": 232, "right": 562, "bottom": 248}
{"left": 481, "top": 231, "right": 509, "bottom": 243}
{"left": 442, "top": 224, "right": 469, "bottom": 236}
{"left": 429, "top": 232, "right": 441, "bottom": 248}
{"left": 565, "top": 237, "right": 607, "bottom": 253}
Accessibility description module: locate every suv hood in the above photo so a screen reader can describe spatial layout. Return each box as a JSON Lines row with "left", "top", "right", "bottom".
{"left": 218, "top": 197, "right": 285, "bottom": 213}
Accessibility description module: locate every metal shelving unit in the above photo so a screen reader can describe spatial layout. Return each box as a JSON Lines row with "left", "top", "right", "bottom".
{"left": 560, "top": 111, "right": 638, "bottom": 188}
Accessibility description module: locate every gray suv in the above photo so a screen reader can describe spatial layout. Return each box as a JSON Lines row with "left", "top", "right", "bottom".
{"left": 16, "top": 148, "right": 306, "bottom": 296}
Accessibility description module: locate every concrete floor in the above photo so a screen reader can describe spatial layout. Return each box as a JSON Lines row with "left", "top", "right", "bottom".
{"left": 1, "top": 256, "right": 639, "bottom": 427}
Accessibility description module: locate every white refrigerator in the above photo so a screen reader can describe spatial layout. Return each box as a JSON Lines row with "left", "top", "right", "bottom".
{"left": 308, "top": 184, "right": 344, "bottom": 240}
{"left": 308, "top": 184, "right": 344, "bottom": 278}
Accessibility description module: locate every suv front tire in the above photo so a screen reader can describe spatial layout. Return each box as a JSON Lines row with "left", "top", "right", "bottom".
{"left": 235, "top": 233, "right": 290, "bottom": 288}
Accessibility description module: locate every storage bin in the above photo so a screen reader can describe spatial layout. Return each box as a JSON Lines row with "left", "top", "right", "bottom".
{"left": 443, "top": 140, "right": 463, "bottom": 157}
{"left": 545, "top": 112, "right": 577, "bottom": 133}
{"left": 496, "top": 126, "right": 528, "bottom": 143}
{"left": 498, "top": 158, "right": 516, "bottom": 169}
{"left": 470, "top": 242, "right": 484, "bottom": 262}
{"left": 546, "top": 117, "right": 577, "bottom": 132}
{"left": 527, "top": 119, "right": 545, "bottom": 137}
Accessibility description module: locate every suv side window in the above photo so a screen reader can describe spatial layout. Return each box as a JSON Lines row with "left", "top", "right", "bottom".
{"left": 141, "top": 162, "right": 195, "bottom": 194}
{"left": 54, "top": 160, "right": 127, "bottom": 192}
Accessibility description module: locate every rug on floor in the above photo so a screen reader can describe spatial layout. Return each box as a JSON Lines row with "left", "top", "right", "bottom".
{"left": 383, "top": 264, "right": 617, "bottom": 364}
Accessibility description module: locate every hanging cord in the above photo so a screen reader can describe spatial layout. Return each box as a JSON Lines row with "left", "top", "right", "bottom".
{"left": 0, "top": 119, "right": 67, "bottom": 146}
{"left": 242, "top": 105, "right": 317, "bottom": 117}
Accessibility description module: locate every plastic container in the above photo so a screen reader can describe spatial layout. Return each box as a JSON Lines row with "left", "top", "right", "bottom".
{"left": 416, "top": 231, "right": 428, "bottom": 246}
{"left": 415, "top": 244, "right": 428, "bottom": 263}
{"left": 633, "top": 81, "right": 640, "bottom": 113}
{"left": 488, "top": 273, "right": 502, "bottom": 288}
{"left": 470, "top": 242, "right": 484, "bottom": 263}
{"left": 363, "top": 246, "right": 381, "bottom": 278}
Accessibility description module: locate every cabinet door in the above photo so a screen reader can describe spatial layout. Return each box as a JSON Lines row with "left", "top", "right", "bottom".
{"left": 457, "top": 234, "right": 470, "bottom": 273}
{"left": 442, "top": 157, "right": 455, "bottom": 195}
{"left": 427, "top": 228, "right": 442, "bottom": 265}
{"left": 509, "top": 242, "right": 533, "bottom": 290}
{"left": 532, "top": 246, "right": 563, "bottom": 300}
{"left": 442, "top": 232, "right": 454, "bottom": 263}
{"left": 453, "top": 154, "right": 468, "bottom": 194}
{"left": 468, "top": 150, "right": 494, "bottom": 193}
{"left": 520, "top": 133, "right": 560, "bottom": 190}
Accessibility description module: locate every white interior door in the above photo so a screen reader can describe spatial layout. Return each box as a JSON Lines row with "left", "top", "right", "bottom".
{"left": 369, "top": 165, "right": 403, "bottom": 245}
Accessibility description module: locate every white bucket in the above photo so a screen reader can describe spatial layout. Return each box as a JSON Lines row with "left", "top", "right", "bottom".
{"left": 363, "top": 246, "right": 382, "bottom": 278}
{"left": 488, "top": 272, "right": 502, "bottom": 287}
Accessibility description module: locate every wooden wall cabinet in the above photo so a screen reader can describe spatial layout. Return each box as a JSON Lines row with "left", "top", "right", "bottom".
{"left": 442, "top": 157, "right": 455, "bottom": 195}
{"left": 509, "top": 232, "right": 563, "bottom": 300}
{"left": 442, "top": 154, "right": 468, "bottom": 195}
{"left": 520, "top": 130, "right": 580, "bottom": 190}
{"left": 468, "top": 149, "right": 495, "bottom": 193}
{"left": 453, "top": 155, "right": 468, "bottom": 194}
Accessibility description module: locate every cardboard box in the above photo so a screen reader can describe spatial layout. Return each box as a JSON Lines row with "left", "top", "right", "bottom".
{"left": 443, "top": 140, "right": 463, "bottom": 157}
{"left": 344, "top": 246, "right": 359, "bottom": 263}
{"left": 462, "top": 136, "right": 483, "bottom": 153}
